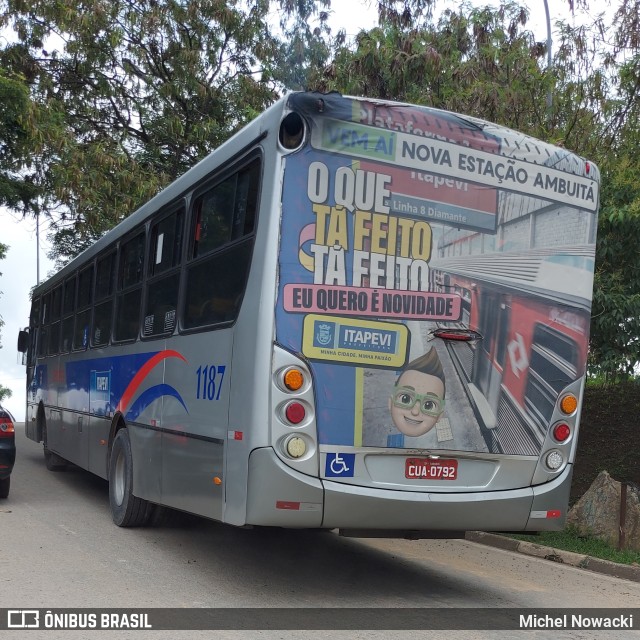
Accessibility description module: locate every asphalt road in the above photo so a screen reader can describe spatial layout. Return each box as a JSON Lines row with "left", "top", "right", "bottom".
{"left": 1, "top": 424, "right": 639, "bottom": 640}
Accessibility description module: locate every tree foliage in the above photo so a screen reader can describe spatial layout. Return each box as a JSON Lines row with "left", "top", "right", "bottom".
{"left": 591, "top": 165, "right": 640, "bottom": 378}
{"left": 271, "top": 0, "right": 332, "bottom": 90}
{"left": 0, "top": 385, "right": 11, "bottom": 403}
{"left": 1, "top": 0, "right": 640, "bottom": 377}
{"left": 0, "top": 71, "right": 42, "bottom": 212}
{"left": 0, "top": 0, "right": 328, "bottom": 263}
{"left": 311, "top": 2, "right": 553, "bottom": 136}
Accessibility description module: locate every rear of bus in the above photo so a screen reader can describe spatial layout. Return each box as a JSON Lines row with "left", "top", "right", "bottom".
{"left": 246, "top": 92, "right": 599, "bottom": 535}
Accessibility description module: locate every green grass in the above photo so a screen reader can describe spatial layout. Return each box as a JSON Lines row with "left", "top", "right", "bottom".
{"left": 507, "top": 528, "right": 640, "bottom": 566}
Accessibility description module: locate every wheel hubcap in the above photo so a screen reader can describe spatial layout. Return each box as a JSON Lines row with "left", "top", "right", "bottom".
{"left": 114, "top": 450, "right": 125, "bottom": 506}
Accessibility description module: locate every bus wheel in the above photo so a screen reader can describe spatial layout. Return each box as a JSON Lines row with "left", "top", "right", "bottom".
{"left": 0, "top": 477, "right": 9, "bottom": 499}
{"left": 108, "top": 429, "right": 152, "bottom": 527}
{"left": 43, "top": 423, "right": 67, "bottom": 472}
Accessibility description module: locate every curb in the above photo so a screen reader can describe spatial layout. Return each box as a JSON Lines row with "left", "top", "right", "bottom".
{"left": 465, "top": 531, "right": 640, "bottom": 583}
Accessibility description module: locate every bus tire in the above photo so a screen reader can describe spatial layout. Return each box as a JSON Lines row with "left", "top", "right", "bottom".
{"left": 0, "top": 476, "right": 9, "bottom": 499}
{"left": 108, "top": 429, "right": 152, "bottom": 527}
{"left": 43, "top": 421, "right": 68, "bottom": 471}
{"left": 148, "top": 504, "right": 197, "bottom": 528}
{"left": 148, "top": 504, "right": 178, "bottom": 527}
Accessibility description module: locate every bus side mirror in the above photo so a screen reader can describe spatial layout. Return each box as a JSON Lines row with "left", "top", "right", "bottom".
{"left": 17, "top": 329, "right": 29, "bottom": 353}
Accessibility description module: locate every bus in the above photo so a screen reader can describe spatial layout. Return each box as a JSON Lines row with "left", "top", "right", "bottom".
{"left": 18, "top": 91, "right": 600, "bottom": 536}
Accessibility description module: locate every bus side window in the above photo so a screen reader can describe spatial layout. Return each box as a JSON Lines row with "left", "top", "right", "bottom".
{"left": 184, "top": 157, "right": 260, "bottom": 330}
{"left": 29, "top": 297, "right": 40, "bottom": 365}
{"left": 37, "top": 327, "right": 48, "bottom": 358}
{"left": 93, "top": 252, "right": 116, "bottom": 347}
{"left": 30, "top": 297, "right": 40, "bottom": 328}
{"left": 73, "top": 265, "right": 94, "bottom": 350}
{"left": 192, "top": 176, "right": 236, "bottom": 258}
{"left": 48, "top": 285, "right": 62, "bottom": 355}
{"left": 61, "top": 275, "right": 76, "bottom": 353}
{"left": 37, "top": 292, "right": 49, "bottom": 358}
{"left": 184, "top": 243, "right": 252, "bottom": 328}
{"left": 114, "top": 232, "right": 145, "bottom": 342}
{"left": 232, "top": 164, "right": 258, "bottom": 239}
{"left": 144, "top": 208, "right": 184, "bottom": 337}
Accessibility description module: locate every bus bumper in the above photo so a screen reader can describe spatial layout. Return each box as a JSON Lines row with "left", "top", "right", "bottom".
{"left": 245, "top": 448, "right": 572, "bottom": 533}
{"left": 246, "top": 448, "right": 324, "bottom": 527}
{"left": 323, "top": 465, "right": 573, "bottom": 533}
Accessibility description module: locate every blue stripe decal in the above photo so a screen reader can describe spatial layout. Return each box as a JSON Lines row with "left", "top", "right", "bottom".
{"left": 125, "top": 384, "right": 189, "bottom": 422}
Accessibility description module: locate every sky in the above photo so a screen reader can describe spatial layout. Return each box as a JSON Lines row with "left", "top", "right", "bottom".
{"left": 0, "top": 0, "right": 591, "bottom": 420}
{"left": 0, "top": 212, "right": 54, "bottom": 419}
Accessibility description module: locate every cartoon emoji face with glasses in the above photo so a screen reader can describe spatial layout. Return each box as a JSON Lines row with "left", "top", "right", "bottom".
{"left": 388, "top": 349, "right": 446, "bottom": 437}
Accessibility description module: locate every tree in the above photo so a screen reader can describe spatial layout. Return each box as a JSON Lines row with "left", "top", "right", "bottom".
{"left": 0, "top": 0, "right": 329, "bottom": 264}
{"left": 558, "top": 5, "right": 640, "bottom": 379}
{"left": 308, "top": 1, "right": 616, "bottom": 145}
{"left": 270, "top": 0, "right": 332, "bottom": 90}
{"left": 0, "top": 73, "right": 34, "bottom": 390}
{"left": 590, "top": 160, "right": 640, "bottom": 378}
{"left": 586, "top": 53, "right": 640, "bottom": 378}
{"left": 0, "top": 384, "right": 11, "bottom": 403}
{"left": 0, "top": 71, "right": 43, "bottom": 213}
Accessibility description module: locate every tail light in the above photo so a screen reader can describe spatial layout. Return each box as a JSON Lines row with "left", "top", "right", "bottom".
{"left": 284, "top": 401, "right": 306, "bottom": 425}
{"left": 545, "top": 450, "right": 564, "bottom": 471}
{"left": 272, "top": 346, "right": 317, "bottom": 470}
{"left": 533, "top": 382, "right": 580, "bottom": 484}
{"left": 553, "top": 422, "right": 571, "bottom": 443}
{"left": 281, "top": 367, "right": 305, "bottom": 392}
{"left": 431, "top": 328, "right": 482, "bottom": 342}
{"left": 0, "top": 416, "right": 15, "bottom": 437}
{"left": 559, "top": 394, "right": 578, "bottom": 415}
{"left": 284, "top": 436, "right": 307, "bottom": 458}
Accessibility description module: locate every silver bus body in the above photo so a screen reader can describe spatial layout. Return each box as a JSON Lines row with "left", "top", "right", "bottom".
{"left": 22, "top": 92, "right": 599, "bottom": 535}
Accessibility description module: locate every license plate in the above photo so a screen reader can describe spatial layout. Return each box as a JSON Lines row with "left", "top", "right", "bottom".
{"left": 405, "top": 458, "right": 458, "bottom": 480}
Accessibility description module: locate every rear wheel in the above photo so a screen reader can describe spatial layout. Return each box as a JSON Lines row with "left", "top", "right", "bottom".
{"left": 109, "top": 429, "right": 152, "bottom": 527}
{"left": 0, "top": 476, "right": 9, "bottom": 499}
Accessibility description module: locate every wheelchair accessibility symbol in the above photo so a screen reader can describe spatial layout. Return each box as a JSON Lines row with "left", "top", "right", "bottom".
{"left": 325, "top": 453, "right": 356, "bottom": 477}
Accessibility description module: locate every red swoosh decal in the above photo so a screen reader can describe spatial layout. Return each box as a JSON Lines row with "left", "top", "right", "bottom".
{"left": 116, "top": 350, "right": 187, "bottom": 414}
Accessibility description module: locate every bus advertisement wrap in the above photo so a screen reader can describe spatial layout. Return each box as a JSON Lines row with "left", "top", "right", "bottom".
{"left": 276, "top": 93, "right": 598, "bottom": 457}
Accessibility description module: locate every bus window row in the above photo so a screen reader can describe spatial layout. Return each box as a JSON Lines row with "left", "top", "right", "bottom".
{"left": 31, "top": 156, "right": 261, "bottom": 357}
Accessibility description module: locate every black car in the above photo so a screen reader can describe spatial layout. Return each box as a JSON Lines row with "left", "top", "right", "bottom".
{"left": 0, "top": 404, "right": 16, "bottom": 498}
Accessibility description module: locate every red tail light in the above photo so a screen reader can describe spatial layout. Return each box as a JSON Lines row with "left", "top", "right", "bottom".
{"left": 284, "top": 402, "right": 306, "bottom": 425}
{"left": 432, "top": 328, "right": 483, "bottom": 342}
{"left": 553, "top": 422, "right": 571, "bottom": 442}
{"left": 0, "top": 417, "right": 15, "bottom": 437}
